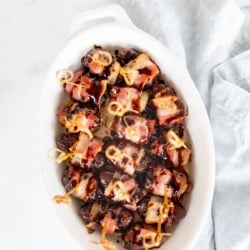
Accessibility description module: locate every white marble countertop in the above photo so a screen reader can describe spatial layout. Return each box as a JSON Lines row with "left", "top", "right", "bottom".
{"left": 1, "top": 1, "right": 249, "bottom": 250}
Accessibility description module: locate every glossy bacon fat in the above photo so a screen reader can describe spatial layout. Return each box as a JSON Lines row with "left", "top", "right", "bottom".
{"left": 54, "top": 46, "right": 192, "bottom": 250}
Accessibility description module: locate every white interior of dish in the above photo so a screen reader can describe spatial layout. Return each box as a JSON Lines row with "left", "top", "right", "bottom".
{"left": 37, "top": 22, "right": 215, "bottom": 250}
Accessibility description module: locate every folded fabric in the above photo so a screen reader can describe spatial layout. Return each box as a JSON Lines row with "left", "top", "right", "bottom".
{"left": 120, "top": 0, "right": 250, "bottom": 249}
{"left": 211, "top": 50, "right": 250, "bottom": 250}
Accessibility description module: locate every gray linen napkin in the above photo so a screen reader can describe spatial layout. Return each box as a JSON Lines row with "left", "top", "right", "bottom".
{"left": 211, "top": 51, "right": 250, "bottom": 250}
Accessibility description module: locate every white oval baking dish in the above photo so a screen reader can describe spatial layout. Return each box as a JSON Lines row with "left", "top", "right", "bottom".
{"left": 37, "top": 4, "right": 215, "bottom": 250}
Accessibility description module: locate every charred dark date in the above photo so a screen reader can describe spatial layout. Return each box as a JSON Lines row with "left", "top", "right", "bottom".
{"left": 135, "top": 170, "right": 153, "bottom": 190}
{"left": 91, "top": 153, "right": 106, "bottom": 170}
{"left": 79, "top": 201, "right": 108, "bottom": 222}
{"left": 56, "top": 133, "right": 78, "bottom": 152}
{"left": 99, "top": 170, "right": 114, "bottom": 188}
{"left": 93, "top": 187, "right": 105, "bottom": 200}
{"left": 78, "top": 203, "right": 94, "bottom": 223}
{"left": 141, "top": 103, "right": 156, "bottom": 119}
{"left": 62, "top": 165, "right": 84, "bottom": 192}
{"left": 115, "top": 49, "right": 139, "bottom": 66}
{"left": 174, "top": 202, "right": 186, "bottom": 222}
{"left": 135, "top": 155, "right": 153, "bottom": 173}
{"left": 109, "top": 205, "right": 134, "bottom": 230}
{"left": 136, "top": 196, "right": 150, "bottom": 219}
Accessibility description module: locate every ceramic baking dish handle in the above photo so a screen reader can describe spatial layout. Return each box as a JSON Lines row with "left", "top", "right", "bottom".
{"left": 69, "top": 4, "right": 135, "bottom": 36}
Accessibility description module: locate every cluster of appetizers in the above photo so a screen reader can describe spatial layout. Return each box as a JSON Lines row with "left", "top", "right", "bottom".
{"left": 54, "top": 46, "right": 192, "bottom": 250}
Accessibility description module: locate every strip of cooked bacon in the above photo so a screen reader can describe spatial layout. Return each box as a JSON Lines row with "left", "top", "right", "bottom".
{"left": 101, "top": 172, "right": 148, "bottom": 211}
{"left": 58, "top": 167, "right": 97, "bottom": 203}
{"left": 149, "top": 130, "right": 191, "bottom": 168}
{"left": 107, "top": 61, "right": 121, "bottom": 85}
{"left": 145, "top": 196, "right": 168, "bottom": 224}
{"left": 120, "top": 53, "right": 160, "bottom": 90}
{"left": 101, "top": 212, "right": 118, "bottom": 235}
{"left": 152, "top": 88, "right": 187, "bottom": 126}
{"left": 124, "top": 188, "right": 148, "bottom": 212}
{"left": 69, "top": 133, "right": 103, "bottom": 169}
{"left": 62, "top": 71, "right": 107, "bottom": 106}
{"left": 123, "top": 223, "right": 166, "bottom": 250}
{"left": 104, "top": 176, "right": 138, "bottom": 204}
{"left": 57, "top": 102, "right": 100, "bottom": 136}
{"left": 151, "top": 166, "right": 173, "bottom": 197}
{"left": 82, "top": 48, "right": 113, "bottom": 75}
{"left": 166, "top": 147, "right": 180, "bottom": 167}
{"left": 164, "top": 130, "right": 191, "bottom": 168}
{"left": 137, "top": 192, "right": 175, "bottom": 223}
{"left": 74, "top": 173, "right": 97, "bottom": 201}
{"left": 63, "top": 70, "right": 92, "bottom": 101}
{"left": 107, "top": 87, "right": 142, "bottom": 116}
{"left": 95, "top": 91, "right": 149, "bottom": 139}
{"left": 105, "top": 143, "right": 144, "bottom": 176}
{"left": 111, "top": 115, "right": 155, "bottom": 145}
{"left": 164, "top": 145, "right": 191, "bottom": 168}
